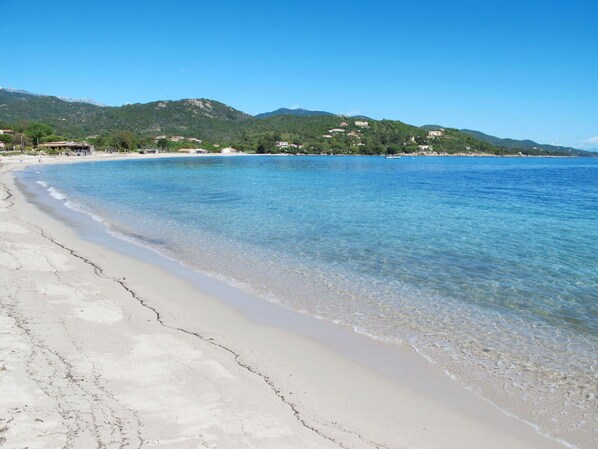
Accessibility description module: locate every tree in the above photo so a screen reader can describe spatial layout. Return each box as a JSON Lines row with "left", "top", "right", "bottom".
{"left": 110, "top": 131, "right": 137, "bottom": 151}
{"left": 386, "top": 144, "right": 402, "bottom": 155}
{"left": 256, "top": 134, "right": 277, "bottom": 154}
{"left": 25, "top": 123, "right": 53, "bottom": 146}
{"left": 157, "top": 138, "right": 169, "bottom": 150}
{"left": 41, "top": 134, "right": 64, "bottom": 143}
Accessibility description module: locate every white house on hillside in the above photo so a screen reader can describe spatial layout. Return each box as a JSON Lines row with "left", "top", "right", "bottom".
{"left": 427, "top": 129, "right": 445, "bottom": 138}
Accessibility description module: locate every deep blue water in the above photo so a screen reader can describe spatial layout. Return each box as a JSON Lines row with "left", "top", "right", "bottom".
{"left": 22, "top": 155, "right": 598, "bottom": 444}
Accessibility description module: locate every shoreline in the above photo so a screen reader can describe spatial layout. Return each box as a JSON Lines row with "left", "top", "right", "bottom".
{"left": 0, "top": 154, "right": 578, "bottom": 448}
{"left": 1, "top": 150, "right": 590, "bottom": 162}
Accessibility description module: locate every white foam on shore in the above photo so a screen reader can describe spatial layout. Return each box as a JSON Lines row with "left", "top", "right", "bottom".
{"left": 48, "top": 186, "right": 67, "bottom": 200}
{"left": 63, "top": 200, "right": 105, "bottom": 223}
{"left": 37, "top": 179, "right": 105, "bottom": 223}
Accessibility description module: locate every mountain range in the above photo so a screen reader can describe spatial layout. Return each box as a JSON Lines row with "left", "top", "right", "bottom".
{"left": 256, "top": 112, "right": 587, "bottom": 155}
{"left": 0, "top": 88, "right": 249, "bottom": 141}
{"left": 0, "top": 88, "right": 592, "bottom": 156}
{"left": 0, "top": 88, "right": 105, "bottom": 106}
{"left": 421, "top": 125, "right": 584, "bottom": 156}
{"left": 255, "top": 108, "right": 335, "bottom": 119}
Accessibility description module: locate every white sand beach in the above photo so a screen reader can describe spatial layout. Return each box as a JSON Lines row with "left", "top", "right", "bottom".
{"left": 0, "top": 154, "right": 571, "bottom": 449}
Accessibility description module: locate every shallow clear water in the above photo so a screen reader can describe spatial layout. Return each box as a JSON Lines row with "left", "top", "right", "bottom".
{"left": 22, "top": 156, "right": 598, "bottom": 447}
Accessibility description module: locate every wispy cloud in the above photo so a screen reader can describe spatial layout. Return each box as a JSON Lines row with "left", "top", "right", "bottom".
{"left": 580, "top": 136, "right": 598, "bottom": 149}
{"left": 289, "top": 104, "right": 301, "bottom": 110}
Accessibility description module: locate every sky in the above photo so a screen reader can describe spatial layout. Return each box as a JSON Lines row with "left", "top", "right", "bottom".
{"left": 3, "top": 0, "right": 597, "bottom": 149}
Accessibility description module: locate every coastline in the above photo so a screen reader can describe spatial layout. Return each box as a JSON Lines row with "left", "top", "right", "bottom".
{"left": 0, "top": 154, "right": 576, "bottom": 448}
{"left": 1, "top": 149, "right": 586, "bottom": 163}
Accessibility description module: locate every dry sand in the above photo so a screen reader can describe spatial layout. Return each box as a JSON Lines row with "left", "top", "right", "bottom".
{"left": 0, "top": 154, "right": 570, "bottom": 448}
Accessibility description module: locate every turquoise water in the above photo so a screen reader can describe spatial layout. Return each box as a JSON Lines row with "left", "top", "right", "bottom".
{"left": 22, "top": 156, "right": 598, "bottom": 446}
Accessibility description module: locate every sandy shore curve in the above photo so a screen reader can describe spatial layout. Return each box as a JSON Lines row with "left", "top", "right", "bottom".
{"left": 0, "top": 154, "right": 574, "bottom": 449}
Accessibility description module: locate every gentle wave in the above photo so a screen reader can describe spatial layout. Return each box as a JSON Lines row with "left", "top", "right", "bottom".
{"left": 37, "top": 180, "right": 105, "bottom": 223}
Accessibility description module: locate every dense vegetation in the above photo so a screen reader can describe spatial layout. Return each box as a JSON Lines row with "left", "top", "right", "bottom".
{"left": 458, "top": 129, "right": 587, "bottom": 156}
{"left": 0, "top": 89, "right": 593, "bottom": 156}
{"left": 420, "top": 125, "right": 587, "bottom": 156}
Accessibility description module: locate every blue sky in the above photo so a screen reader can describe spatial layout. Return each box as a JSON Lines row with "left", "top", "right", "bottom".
{"left": 3, "top": 0, "right": 597, "bottom": 149}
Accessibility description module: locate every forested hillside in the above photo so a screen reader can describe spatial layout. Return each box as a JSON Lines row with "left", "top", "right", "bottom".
{"left": 0, "top": 89, "right": 592, "bottom": 156}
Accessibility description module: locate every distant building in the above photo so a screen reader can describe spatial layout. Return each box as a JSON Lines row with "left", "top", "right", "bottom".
{"left": 328, "top": 128, "right": 345, "bottom": 133}
{"left": 177, "top": 148, "right": 208, "bottom": 154}
{"left": 354, "top": 121, "right": 369, "bottom": 128}
{"left": 322, "top": 134, "right": 333, "bottom": 138}
{"left": 276, "top": 141, "right": 290, "bottom": 148}
{"left": 221, "top": 147, "right": 238, "bottom": 154}
{"left": 427, "top": 129, "right": 445, "bottom": 138}
{"left": 418, "top": 145, "right": 433, "bottom": 151}
{"left": 153, "top": 135, "right": 187, "bottom": 142}
{"left": 339, "top": 122, "right": 348, "bottom": 127}
{"left": 37, "top": 141, "right": 94, "bottom": 156}
{"left": 347, "top": 131, "right": 359, "bottom": 138}
{"left": 0, "top": 129, "right": 14, "bottom": 135}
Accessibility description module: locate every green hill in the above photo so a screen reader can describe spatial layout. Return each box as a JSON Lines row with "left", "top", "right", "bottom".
{"left": 1, "top": 88, "right": 593, "bottom": 156}
{"left": 421, "top": 124, "right": 589, "bottom": 156}
{"left": 255, "top": 108, "right": 334, "bottom": 119}
{"left": 0, "top": 89, "right": 100, "bottom": 130}
{"left": 458, "top": 129, "right": 586, "bottom": 156}
{"left": 0, "top": 89, "right": 251, "bottom": 141}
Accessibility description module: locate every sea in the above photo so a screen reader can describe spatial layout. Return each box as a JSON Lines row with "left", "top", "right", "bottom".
{"left": 19, "top": 155, "right": 598, "bottom": 447}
